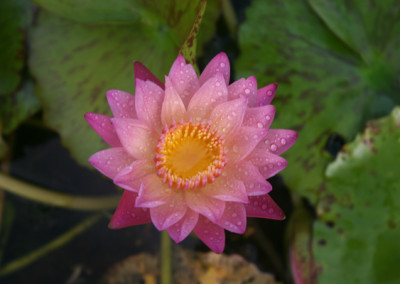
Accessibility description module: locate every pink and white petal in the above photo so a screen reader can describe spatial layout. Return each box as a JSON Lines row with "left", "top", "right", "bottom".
{"left": 210, "top": 97, "right": 247, "bottom": 137}
{"left": 202, "top": 176, "right": 248, "bottom": 203}
{"left": 242, "top": 105, "right": 275, "bottom": 129}
{"left": 112, "top": 118, "right": 157, "bottom": 160}
{"left": 193, "top": 215, "right": 225, "bottom": 254}
{"left": 109, "top": 190, "right": 151, "bottom": 229}
{"left": 217, "top": 202, "right": 247, "bottom": 233}
{"left": 252, "top": 83, "right": 278, "bottom": 107}
{"left": 135, "top": 174, "right": 175, "bottom": 208}
{"left": 199, "top": 52, "right": 230, "bottom": 86}
{"left": 245, "top": 194, "right": 285, "bottom": 220}
{"left": 114, "top": 159, "right": 155, "bottom": 192}
{"left": 85, "top": 113, "right": 121, "bottom": 147}
{"left": 150, "top": 191, "right": 187, "bottom": 230}
{"left": 166, "top": 209, "right": 199, "bottom": 243}
{"left": 187, "top": 73, "right": 228, "bottom": 122}
{"left": 168, "top": 55, "right": 200, "bottom": 106}
{"left": 135, "top": 79, "right": 164, "bottom": 130}
{"left": 256, "top": 129, "right": 299, "bottom": 155}
{"left": 161, "top": 77, "right": 186, "bottom": 126}
{"left": 134, "top": 61, "right": 164, "bottom": 89}
{"left": 106, "top": 90, "right": 137, "bottom": 119}
{"left": 89, "top": 147, "right": 134, "bottom": 179}
{"left": 228, "top": 76, "right": 257, "bottom": 101}
{"left": 185, "top": 190, "right": 225, "bottom": 223}
{"left": 246, "top": 149, "right": 288, "bottom": 179}
{"left": 229, "top": 161, "right": 272, "bottom": 196}
{"left": 226, "top": 127, "right": 267, "bottom": 161}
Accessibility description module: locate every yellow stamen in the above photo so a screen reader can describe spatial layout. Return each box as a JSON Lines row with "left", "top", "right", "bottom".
{"left": 154, "top": 121, "right": 227, "bottom": 189}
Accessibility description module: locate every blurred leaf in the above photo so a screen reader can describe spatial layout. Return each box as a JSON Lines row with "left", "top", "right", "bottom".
{"left": 287, "top": 197, "right": 316, "bottom": 284}
{"left": 30, "top": 1, "right": 219, "bottom": 165}
{"left": 0, "top": 0, "right": 31, "bottom": 96}
{"left": 313, "top": 107, "right": 400, "bottom": 284}
{"left": 0, "top": 81, "right": 40, "bottom": 134}
{"left": 236, "top": 0, "right": 400, "bottom": 202}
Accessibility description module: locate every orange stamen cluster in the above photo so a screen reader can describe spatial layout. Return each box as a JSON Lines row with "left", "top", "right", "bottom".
{"left": 155, "top": 121, "right": 227, "bottom": 189}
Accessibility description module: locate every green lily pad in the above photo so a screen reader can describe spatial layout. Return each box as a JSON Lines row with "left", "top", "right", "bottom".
{"left": 0, "top": 80, "right": 40, "bottom": 134}
{"left": 30, "top": 1, "right": 219, "bottom": 166}
{"left": 236, "top": 0, "right": 400, "bottom": 201}
{"left": 0, "top": 0, "right": 31, "bottom": 96}
{"left": 314, "top": 107, "right": 400, "bottom": 284}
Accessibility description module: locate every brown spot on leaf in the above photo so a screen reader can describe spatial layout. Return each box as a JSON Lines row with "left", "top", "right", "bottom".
{"left": 317, "top": 239, "right": 327, "bottom": 246}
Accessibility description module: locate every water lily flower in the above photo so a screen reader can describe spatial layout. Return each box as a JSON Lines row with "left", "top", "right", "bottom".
{"left": 85, "top": 53, "right": 297, "bottom": 253}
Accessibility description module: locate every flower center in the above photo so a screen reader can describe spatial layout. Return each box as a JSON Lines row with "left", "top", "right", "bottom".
{"left": 155, "top": 121, "right": 227, "bottom": 189}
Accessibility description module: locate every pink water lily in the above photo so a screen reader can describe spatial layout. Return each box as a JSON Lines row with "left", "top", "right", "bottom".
{"left": 85, "top": 53, "right": 297, "bottom": 253}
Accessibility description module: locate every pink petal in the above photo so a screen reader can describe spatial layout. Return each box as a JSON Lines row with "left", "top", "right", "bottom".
{"left": 168, "top": 55, "right": 200, "bottom": 106}
{"left": 114, "top": 159, "right": 155, "bottom": 192}
{"left": 210, "top": 97, "right": 247, "bottom": 137}
{"left": 228, "top": 76, "right": 257, "bottom": 101}
{"left": 199, "top": 52, "right": 230, "bottom": 86}
{"left": 226, "top": 127, "right": 267, "bottom": 161}
{"left": 242, "top": 105, "right": 275, "bottom": 129}
{"left": 85, "top": 113, "right": 121, "bottom": 147}
{"left": 135, "top": 79, "right": 164, "bottom": 130}
{"left": 256, "top": 129, "right": 299, "bottom": 155}
{"left": 245, "top": 194, "right": 285, "bottom": 220}
{"left": 166, "top": 209, "right": 199, "bottom": 243}
{"left": 106, "top": 89, "right": 137, "bottom": 119}
{"left": 187, "top": 73, "right": 228, "bottom": 122}
{"left": 246, "top": 149, "right": 288, "bottom": 179}
{"left": 202, "top": 176, "right": 248, "bottom": 203}
{"left": 134, "top": 61, "right": 164, "bottom": 89}
{"left": 252, "top": 83, "right": 278, "bottom": 107}
{"left": 161, "top": 77, "right": 186, "bottom": 126}
{"left": 89, "top": 147, "right": 134, "bottom": 179}
{"left": 184, "top": 190, "right": 225, "bottom": 223}
{"left": 112, "top": 118, "right": 157, "bottom": 160}
{"left": 217, "top": 202, "right": 247, "bottom": 233}
{"left": 109, "top": 190, "right": 151, "bottom": 229}
{"left": 193, "top": 215, "right": 225, "bottom": 253}
{"left": 150, "top": 191, "right": 187, "bottom": 230}
{"left": 135, "top": 174, "right": 174, "bottom": 208}
{"left": 229, "top": 161, "right": 272, "bottom": 196}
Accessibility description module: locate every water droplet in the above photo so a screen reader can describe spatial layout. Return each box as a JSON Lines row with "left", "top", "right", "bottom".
{"left": 217, "top": 91, "right": 222, "bottom": 96}
{"left": 227, "top": 115, "right": 232, "bottom": 120}
{"left": 268, "top": 208, "right": 274, "bottom": 214}
{"left": 216, "top": 81, "right": 221, "bottom": 87}
{"left": 267, "top": 90, "right": 272, "bottom": 96}
{"left": 231, "top": 111, "right": 237, "bottom": 116}
{"left": 281, "top": 138, "right": 287, "bottom": 145}
{"left": 244, "top": 88, "right": 250, "bottom": 95}
{"left": 270, "top": 144, "right": 277, "bottom": 152}
{"left": 257, "top": 122, "right": 263, "bottom": 128}
{"left": 262, "top": 204, "right": 267, "bottom": 210}
{"left": 220, "top": 62, "right": 225, "bottom": 68}
{"left": 204, "top": 230, "right": 209, "bottom": 234}
{"left": 232, "top": 145, "right": 238, "bottom": 152}
{"left": 266, "top": 115, "right": 271, "bottom": 120}
{"left": 249, "top": 183, "right": 254, "bottom": 188}
{"left": 237, "top": 221, "right": 242, "bottom": 226}
{"left": 131, "top": 213, "right": 136, "bottom": 217}
{"left": 232, "top": 213, "right": 237, "bottom": 218}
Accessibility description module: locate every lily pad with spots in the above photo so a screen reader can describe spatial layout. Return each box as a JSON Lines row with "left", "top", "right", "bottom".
{"left": 314, "top": 107, "right": 400, "bottom": 284}
{"left": 236, "top": 0, "right": 400, "bottom": 202}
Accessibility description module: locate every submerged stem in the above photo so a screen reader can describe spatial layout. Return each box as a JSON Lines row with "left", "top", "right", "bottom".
{"left": 160, "top": 230, "right": 172, "bottom": 284}
{"left": 0, "top": 214, "right": 102, "bottom": 277}
{"left": 0, "top": 172, "right": 121, "bottom": 211}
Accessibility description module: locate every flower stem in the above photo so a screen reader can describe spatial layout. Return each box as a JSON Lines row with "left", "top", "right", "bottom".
{"left": 160, "top": 230, "right": 172, "bottom": 284}
{"left": 0, "top": 213, "right": 102, "bottom": 277}
{"left": 0, "top": 172, "right": 121, "bottom": 211}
